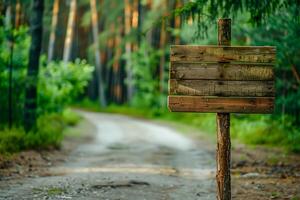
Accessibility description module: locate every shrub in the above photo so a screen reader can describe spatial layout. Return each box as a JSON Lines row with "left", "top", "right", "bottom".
{"left": 0, "top": 113, "right": 69, "bottom": 153}
{"left": 0, "top": 128, "right": 26, "bottom": 153}
{"left": 62, "top": 109, "right": 81, "bottom": 126}
{"left": 24, "top": 114, "right": 65, "bottom": 149}
{"left": 38, "top": 59, "right": 94, "bottom": 114}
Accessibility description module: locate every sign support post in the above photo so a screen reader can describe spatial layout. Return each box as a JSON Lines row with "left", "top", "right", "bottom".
{"left": 216, "top": 18, "right": 231, "bottom": 200}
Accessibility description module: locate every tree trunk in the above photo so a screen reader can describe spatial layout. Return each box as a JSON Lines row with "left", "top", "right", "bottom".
{"left": 124, "top": 0, "right": 133, "bottom": 102}
{"left": 24, "top": 0, "right": 44, "bottom": 131}
{"left": 6, "top": 2, "right": 13, "bottom": 128}
{"left": 47, "top": 0, "right": 59, "bottom": 62}
{"left": 112, "top": 22, "right": 123, "bottom": 104}
{"left": 90, "top": 0, "right": 106, "bottom": 107}
{"left": 159, "top": 0, "right": 168, "bottom": 93}
{"left": 15, "top": 0, "right": 21, "bottom": 29}
{"left": 4, "top": 3, "right": 12, "bottom": 28}
{"left": 63, "top": 0, "right": 76, "bottom": 63}
{"left": 216, "top": 18, "right": 231, "bottom": 200}
{"left": 174, "top": 0, "right": 182, "bottom": 45}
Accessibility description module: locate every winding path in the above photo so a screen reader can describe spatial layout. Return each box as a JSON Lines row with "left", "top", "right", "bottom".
{"left": 1, "top": 111, "right": 216, "bottom": 200}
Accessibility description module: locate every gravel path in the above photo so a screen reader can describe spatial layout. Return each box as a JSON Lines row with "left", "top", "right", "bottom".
{"left": 0, "top": 111, "right": 216, "bottom": 200}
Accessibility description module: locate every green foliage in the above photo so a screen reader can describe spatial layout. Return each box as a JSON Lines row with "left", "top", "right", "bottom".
{"left": 0, "top": 26, "right": 30, "bottom": 126}
{"left": 38, "top": 59, "right": 94, "bottom": 114}
{"left": 24, "top": 114, "right": 64, "bottom": 149}
{"left": 128, "top": 41, "right": 164, "bottom": 108}
{"left": 62, "top": 109, "right": 82, "bottom": 126}
{"left": 0, "top": 113, "right": 64, "bottom": 153}
{"left": 0, "top": 24, "right": 94, "bottom": 126}
{"left": 0, "top": 128, "right": 26, "bottom": 153}
{"left": 233, "top": 6, "right": 300, "bottom": 123}
{"left": 177, "top": 0, "right": 300, "bottom": 38}
{"left": 231, "top": 115, "right": 300, "bottom": 153}
{"left": 0, "top": 109, "right": 83, "bottom": 154}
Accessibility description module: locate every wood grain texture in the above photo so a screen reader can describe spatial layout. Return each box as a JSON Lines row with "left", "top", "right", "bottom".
{"left": 170, "top": 45, "right": 276, "bottom": 63}
{"left": 168, "top": 96, "right": 274, "bottom": 113}
{"left": 170, "top": 62, "right": 274, "bottom": 81}
{"left": 169, "top": 79, "right": 274, "bottom": 97}
{"left": 217, "top": 18, "right": 231, "bottom": 200}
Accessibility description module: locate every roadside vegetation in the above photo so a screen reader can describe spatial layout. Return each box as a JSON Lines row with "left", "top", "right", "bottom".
{"left": 0, "top": 25, "right": 93, "bottom": 154}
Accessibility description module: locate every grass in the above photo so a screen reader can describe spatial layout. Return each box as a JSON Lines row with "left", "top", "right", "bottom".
{"left": 0, "top": 109, "right": 81, "bottom": 154}
{"left": 46, "top": 187, "right": 67, "bottom": 196}
{"left": 75, "top": 99, "right": 300, "bottom": 153}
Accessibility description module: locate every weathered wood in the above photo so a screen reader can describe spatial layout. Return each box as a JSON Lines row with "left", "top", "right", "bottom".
{"left": 217, "top": 18, "right": 231, "bottom": 200}
{"left": 169, "top": 79, "right": 274, "bottom": 97}
{"left": 170, "top": 45, "right": 276, "bottom": 63}
{"left": 216, "top": 112, "right": 231, "bottom": 200}
{"left": 168, "top": 96, "right": 274, "bottom": 113}
{"left": 170, "top": 62, "right": 274, "bottom": 80}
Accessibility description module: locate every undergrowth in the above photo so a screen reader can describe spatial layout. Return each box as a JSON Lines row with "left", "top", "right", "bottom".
{"left": 0, "top": 109, "right": 81, "bottom": 154}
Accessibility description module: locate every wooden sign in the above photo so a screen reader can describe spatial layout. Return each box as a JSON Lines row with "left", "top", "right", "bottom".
{"left": 167, "top": 19, "right": 277, "bottom": 200}
{"left": 168, "top": 45, "right": 276, "bottom": 113}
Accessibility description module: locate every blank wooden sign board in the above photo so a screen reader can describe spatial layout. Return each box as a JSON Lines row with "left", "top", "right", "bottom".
{"left": 168, "top": 45, "right": 275, "bottom": 113}
{"left": 167, "top": 19, "right": 275, "bottom": 200}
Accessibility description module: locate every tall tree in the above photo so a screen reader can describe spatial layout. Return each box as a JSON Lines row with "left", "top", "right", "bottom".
{"left": 159, "top": 0, "right": 168, "bottom": 93}
{"left": 15, "top": 0, "right": 21, "bottom": 28}
{"left": 124, "top": 0, "right": 133, "bottom": 101}
{"left": 90, "top": 0, "right": 107, "bottom": 107}
{"left": 112, "top": 18, "right": 124, "bottom": 104}
{"left": 174, "top": 0, "right": 182, "bottom": 45}
{"left": 47, "top": 0, "right": 60, "bottom": 62}
{"left": 23, "top": 0, "right": 44, "bottom": 131}
{"left": 63, "top": 0, "right": 76, "bottom": 63}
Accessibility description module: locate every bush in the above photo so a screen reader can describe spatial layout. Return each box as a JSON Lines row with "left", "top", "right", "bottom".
{"left": 0, "top": 25, "right": 94, "bottom": 126}
{"left": 0, "top": 112, "right": 77, "bottom": 153}
{"left": 38, "top": 59, "right": 94, "bottom": 114}
{"left": 0, "top": 128, "right": 26, "bottom": 153}
{"left": 62, "top": 109, "right": 82, "bottom": 126}
{"left": 24, "top": 114, "right": 65, "bottom": 149}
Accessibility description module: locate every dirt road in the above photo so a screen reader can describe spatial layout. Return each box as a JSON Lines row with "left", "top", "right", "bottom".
{"left": 0, "top": 111, "right": 216, "bottom": 200}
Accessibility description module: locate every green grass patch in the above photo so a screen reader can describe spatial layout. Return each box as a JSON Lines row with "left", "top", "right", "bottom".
{"left": 47, "top": 187, "right": 67, "bottom": 196}
{"left": 62, "top": 108, "right": 82, "bottom": 126}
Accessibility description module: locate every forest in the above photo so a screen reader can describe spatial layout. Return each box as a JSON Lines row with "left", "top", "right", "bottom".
{"left": 0, "top": 0, "right": 300, "bottom": 199}
{"left": 0, "top": 0, "right": 300, "bottom": 154}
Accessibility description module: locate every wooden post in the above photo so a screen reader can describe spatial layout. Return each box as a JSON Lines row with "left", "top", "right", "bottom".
{"left": 216, "top": 18, "right": 231, "bottom": 200}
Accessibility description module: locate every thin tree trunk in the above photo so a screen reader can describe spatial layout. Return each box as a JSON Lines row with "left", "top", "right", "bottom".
{"left": 174, "top": 0, "right": 182, "bottom": 45}
{"left": 6, "top": 2, "right": 13, "bottom": 128}
{"left": 63, "top": 0, "right": 76, "bottom": 63}
{"left": 159, "top": 0, "right": 168, "bottom": 93}
{"left": 24, "top": 0, "right": 44, "bottom": 131}
{"left": 90, "top": 0, "right": 106, "bottom": 107}
{"left": 106, "top": 24, "right": 115, "bottom": 103}
{"left": 47, "top": 0, "right": 59, "bottom": 62}
{"left": 291, "top": 64, "right": 300, "bottom": 85}
{"left": 124, "top": 0, "right": 133, "bottom": 102}
{"left": 5, "top": 3, "right": 12, "bottom": 28}
{"left": 15, "top": 0, "right": 21, "bottom": 29}
{"left": 112, "top": 21, "right": 123, "bottom": 103}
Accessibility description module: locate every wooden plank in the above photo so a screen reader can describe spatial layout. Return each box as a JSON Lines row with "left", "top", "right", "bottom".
{"left": 170, "top": 62, "right": 274, "bottom": 81}
{"left": 170, "top": 45, "right": 276, "bottom": 63}
{"left": 168, "top": 96, "right": 274, "bottom": 113}
{"left": 169, "top": 80, "right": 274, "bottom": 97}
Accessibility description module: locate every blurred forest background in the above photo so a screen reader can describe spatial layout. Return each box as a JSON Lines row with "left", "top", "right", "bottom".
{"left": 0, "top": 0, "right": 300, "bottom": 154}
